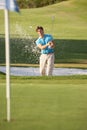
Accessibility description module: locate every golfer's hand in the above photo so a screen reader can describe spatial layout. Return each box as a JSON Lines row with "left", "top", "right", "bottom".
{"left": 46, "top": 42, "right": 50, "bottom": 46}
{"left": 48, "top": 41, "right": 55, "bottom": 48}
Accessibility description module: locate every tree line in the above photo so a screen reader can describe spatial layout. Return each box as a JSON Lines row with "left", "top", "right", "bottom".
{"left": 17, "top": 0, "right": 68, "bottom": 8}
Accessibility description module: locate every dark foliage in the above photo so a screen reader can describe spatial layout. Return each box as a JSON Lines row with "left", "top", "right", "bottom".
{"left": 17, "top": 0, "right": 68, "bottom": 8}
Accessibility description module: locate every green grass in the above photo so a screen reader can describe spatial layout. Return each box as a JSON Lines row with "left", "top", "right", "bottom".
{"left": 0, "top": 75, "right": 87, "bottom": 130}
{"left": 0, "top": 0, "right": 87, "bottom": 64}
{"left": 0, "top": 0, "right": 87, "bottom": 39}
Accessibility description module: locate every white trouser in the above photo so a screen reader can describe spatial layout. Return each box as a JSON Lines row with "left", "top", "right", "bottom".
{"left": 40, "top": 53, "right": 54, "bottom": 76}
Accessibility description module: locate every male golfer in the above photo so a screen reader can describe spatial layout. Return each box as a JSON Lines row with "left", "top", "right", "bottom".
{"left": 35, "top": 26, "right": 55, "bottom": 76}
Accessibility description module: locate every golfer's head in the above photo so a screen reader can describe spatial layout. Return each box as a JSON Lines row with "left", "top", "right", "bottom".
{"left": 36, "top": 26, "right": 44, "bottom": 36}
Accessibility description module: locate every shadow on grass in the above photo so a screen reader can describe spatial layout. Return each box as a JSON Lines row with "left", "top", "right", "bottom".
{"left": 0, "top": 36, "right": 87, "bottom": 64}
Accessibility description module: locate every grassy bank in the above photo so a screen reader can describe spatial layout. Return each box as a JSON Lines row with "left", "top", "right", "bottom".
{"left": 0, "top": 0, "right": 87, "bottom": 39}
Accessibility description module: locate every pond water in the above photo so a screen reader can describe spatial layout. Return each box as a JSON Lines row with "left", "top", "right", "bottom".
{"left": 0, "top": 66, "right": 87, "bottom": 76}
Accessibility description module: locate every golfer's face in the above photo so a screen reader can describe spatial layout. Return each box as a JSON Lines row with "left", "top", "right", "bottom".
{"left": 37, "top": 29, "right": 44, "bottom": 36}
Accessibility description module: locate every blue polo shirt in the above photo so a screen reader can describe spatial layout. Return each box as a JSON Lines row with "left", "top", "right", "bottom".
{"left": 36, "top": 34, "right": 54, "bottom": 54}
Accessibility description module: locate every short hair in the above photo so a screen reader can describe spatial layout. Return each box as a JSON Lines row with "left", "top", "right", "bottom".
{"left": 36, "top": 26, "right": 44, "bottom": 32}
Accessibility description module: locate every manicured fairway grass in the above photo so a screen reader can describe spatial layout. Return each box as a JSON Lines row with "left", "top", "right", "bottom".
{"left": 0, "top": 0, "right": 87, "bottom": 39}
{"left": 0, "top": 75, "right": 87, "bottom": 130}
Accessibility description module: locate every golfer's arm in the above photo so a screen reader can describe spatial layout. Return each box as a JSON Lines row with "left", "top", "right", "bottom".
{"left": 37, "top": 43, "right": 49, "bottom": 50}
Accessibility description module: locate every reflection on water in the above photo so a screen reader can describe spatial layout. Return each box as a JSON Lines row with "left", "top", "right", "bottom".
{"left": 0, "top": 66, "right": 87, "bottom": 76}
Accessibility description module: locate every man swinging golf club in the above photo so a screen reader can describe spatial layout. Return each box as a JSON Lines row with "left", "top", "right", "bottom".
{"left": 35, "top": 26, "right": 55, "bottom": 76}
